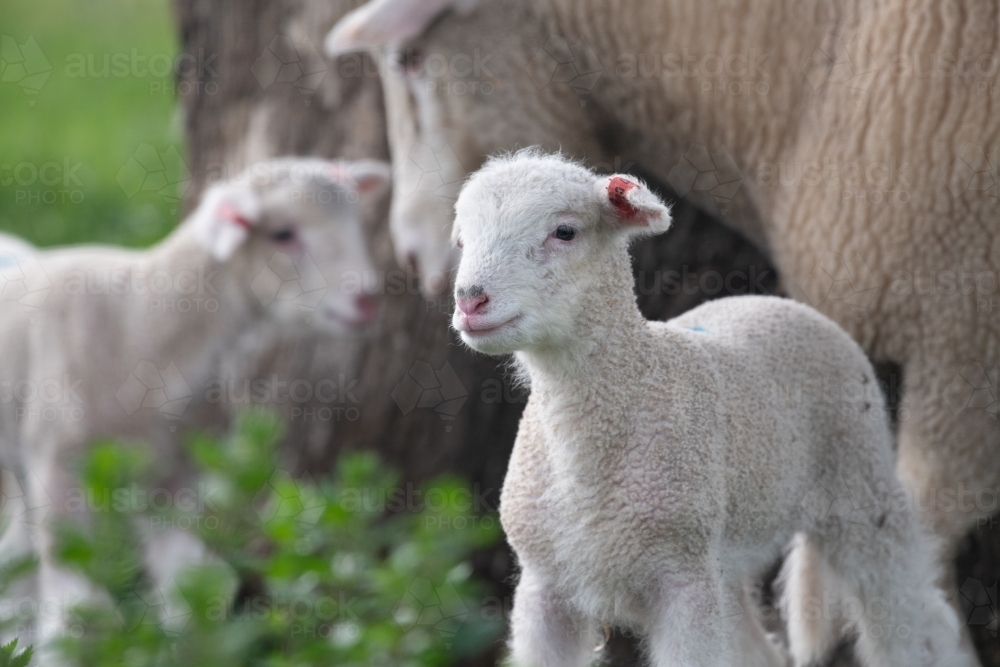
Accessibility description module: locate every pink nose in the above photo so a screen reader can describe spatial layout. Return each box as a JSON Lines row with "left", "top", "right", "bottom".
{"left": 456, "top": 293, "right": 488, "bottom": 315}
{"left": 355, "top": 295, "right": 378, "bottom": 323}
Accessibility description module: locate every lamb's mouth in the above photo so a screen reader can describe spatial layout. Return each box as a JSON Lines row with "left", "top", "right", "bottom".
{"left": 462, "top": 315, "right": 521, "bottom": 337}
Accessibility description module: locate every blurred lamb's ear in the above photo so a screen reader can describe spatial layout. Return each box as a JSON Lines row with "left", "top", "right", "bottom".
{"left": 325, "top": 0, "right": 479, "bottom": 55}
{"left": 595, "top": 174, "right": 672, "bottom": 234}
{"left": 325, "top": 160, "right": 392, "bottom": 198}
{"left": 191, "top": 183, "right": 261, "bottom": 262}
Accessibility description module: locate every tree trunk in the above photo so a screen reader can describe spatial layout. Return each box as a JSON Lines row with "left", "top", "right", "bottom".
{"left": 170, "top": 4, "right": 1000, "bottom": 667}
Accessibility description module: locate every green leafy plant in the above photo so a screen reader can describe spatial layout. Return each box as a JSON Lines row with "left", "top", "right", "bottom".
{"left": 10, "top": 411, "right": 504, "bottom": 666}
{"left": 0, "top": 639, "right": 33, "bottom": 667}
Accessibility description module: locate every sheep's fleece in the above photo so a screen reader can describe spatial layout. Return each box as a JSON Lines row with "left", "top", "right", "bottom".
{"left": 451, "top": 152, "right": 974, "bottom": 667}
{"left": 0, "top": 157, "right": 388, "bottom": 647}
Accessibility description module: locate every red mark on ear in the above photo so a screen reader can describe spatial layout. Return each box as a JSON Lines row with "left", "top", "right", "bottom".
{"left": 607, "top": 176, "right": 648, "bottom": 224}
{"left": 217, "top": 202, "right": 253, "bottom": 230}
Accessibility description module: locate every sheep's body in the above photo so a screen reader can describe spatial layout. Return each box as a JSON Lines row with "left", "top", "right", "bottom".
{"left": 0, "top": 158, "right": 388, "bottom": 650}
{"left": 327, "top": 0, "right": 1000, "bottom": 578}
{"left": 450, "top": 152, "right": 974, "bottom": 667}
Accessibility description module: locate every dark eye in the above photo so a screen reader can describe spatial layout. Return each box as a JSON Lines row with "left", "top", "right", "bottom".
{"left": 271, "top": 228, "right": 296, "bottom": 243}
{"left": 554, "top": 225, "right": 576, "bottom": 241}
{"left": 400, "top": 47, "right": 424, "bottom": 75}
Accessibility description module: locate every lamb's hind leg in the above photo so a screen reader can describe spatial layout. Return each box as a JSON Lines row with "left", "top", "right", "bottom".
{"left": 815, "top": 507, "right": 979, "bottom": 667}
{"left": 647, "top": 567, "right": 784, "bottom": 667}
{"left": 506, "top": 566, "right": 599, "bottom": 667}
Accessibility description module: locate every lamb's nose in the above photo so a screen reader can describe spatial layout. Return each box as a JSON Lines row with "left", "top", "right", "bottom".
{"left": 456, "top": 289, "right": 488, "bottom": 315}
{"left": 403, "top": 251, "right": 419, "bottom": 275}
{"left": 355, "top": 295, "right": 378, "bottom": 323}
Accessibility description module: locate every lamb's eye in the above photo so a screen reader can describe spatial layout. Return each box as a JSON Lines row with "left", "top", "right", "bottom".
{"left": 271, "top": 228, "right": 296, "bottom": 243}
{"left": 554, "top": 225, "right": 576, "bottom": 241}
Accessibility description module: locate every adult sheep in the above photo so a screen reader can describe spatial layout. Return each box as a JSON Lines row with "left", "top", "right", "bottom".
{"left": 0, "top": 157, "right": 389, "bottom": 647}
{"left": 450, "top": 150, "right": 974, "bottom": 667}
{"left": 326, "top": 0, "right": 1000, "bottom": 617}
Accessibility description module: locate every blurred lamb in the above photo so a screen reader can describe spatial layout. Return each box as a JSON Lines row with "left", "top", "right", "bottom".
{"left": 328, "top": 0, "right": 1000, "bottom": 631}
{"left": 450, "top": 151, "right": 974, "bottom": 667}
{"left": 0, "top": 157, "right": 389, "bottom": 646}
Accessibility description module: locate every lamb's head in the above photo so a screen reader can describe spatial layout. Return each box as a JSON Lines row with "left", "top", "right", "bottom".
{"left": 451, "top": 151, "right": 671, "bottom": 356}
{"left": 326, "top": 0, "right": 603, "bottom": 298}
{"left": 191, "top": 157, "right": 390, "bottom": 334}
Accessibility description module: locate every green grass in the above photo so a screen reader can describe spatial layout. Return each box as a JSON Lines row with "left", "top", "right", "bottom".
{"left": 0, "top": 0, "right": 183, "bottom": 248}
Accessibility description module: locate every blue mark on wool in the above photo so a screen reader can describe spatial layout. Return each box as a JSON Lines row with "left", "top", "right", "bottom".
{"left": 687, "top": 325, "right": 709, "bottom": 333}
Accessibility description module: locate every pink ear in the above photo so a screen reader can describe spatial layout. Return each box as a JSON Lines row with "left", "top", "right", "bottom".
{"left": 216, "top": 201, "right": 254, "bottom": 230}
{"left": 596, "top": 174, "right": 672, "bottom": 234}
{"left": 326, "top": 159, "right": 392, "bottom": 197}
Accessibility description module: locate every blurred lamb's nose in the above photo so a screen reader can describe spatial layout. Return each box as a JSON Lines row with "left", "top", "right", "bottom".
{"left": 403, "top": 251, "right": 419, "bottom": 275}
{"left": 456, "top": 286, "right": 488, "bottom": 315}
{"left": 355, "top": 295, "right": 378, "bottom": 323}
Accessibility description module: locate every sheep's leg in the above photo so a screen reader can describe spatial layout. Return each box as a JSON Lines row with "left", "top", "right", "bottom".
{"left": 779, "top": 532, "right": 844, "bottom": 666}
{"left": 506, "top": 567, "right": 598, "bottom": 667}
{"left": 896, "top": 354, "right": 1000, "bottom": 664}
{"left": 0, "top": 507, "right": 38, "bottom": 644}
{"left": 816, "top": 508, "right": 979, "bottom": 667}
{"left": 141, "top": 524, "right": 214, "bottom": 634}
{"left": 28, "top": 453, "right": 105, "bottom": 663}
{"left": 646, "top": 571, "right": 742, "bottom": 667}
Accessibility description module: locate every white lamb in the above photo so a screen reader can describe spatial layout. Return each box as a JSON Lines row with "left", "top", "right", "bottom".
{"left": 450, "top": 151, "right": 972, "bottom": 667}
{"left": 0, "top": 157, "right": 389, "bottom": 648}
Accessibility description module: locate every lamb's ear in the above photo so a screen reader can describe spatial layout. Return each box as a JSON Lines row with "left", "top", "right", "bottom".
{"left": 191, "top": 183, "right": 261, "bottom": 262}
{"left": 325, "top": 0, "right": 478, "bottom": 55}
{"left": 325, "top": 159, "right": 392, "bottom": 198}
{"left": 595, "top": 174, "right": 672, "bottom": 234}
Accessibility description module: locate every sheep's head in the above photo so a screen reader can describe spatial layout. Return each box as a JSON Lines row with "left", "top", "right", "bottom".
{"left": 325, "top": 0, "right": 603, "bottom": 298}
{"left": 191, "top": 157, "right": 390, "bottom": 335}
{"left": 451, "top": 151, "right": 671, "bottom": 356}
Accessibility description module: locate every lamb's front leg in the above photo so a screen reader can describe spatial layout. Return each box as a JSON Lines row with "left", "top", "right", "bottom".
{"left": 507, "top": 567, "right": 599, "bottom": 667}
{"left": 27, "top": 447, "right": 106, "bottom": 661}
